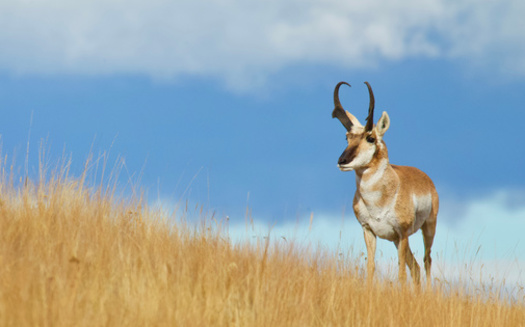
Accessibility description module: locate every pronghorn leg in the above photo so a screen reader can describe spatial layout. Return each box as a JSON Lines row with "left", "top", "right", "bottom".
{"left": 404, "top": 242, "right": 421, "bottom": 286}
{"left": 363, "top": 227, "right": 376, "bottom": 282}
{"left": 395, "top": 236, "right": 408, "bottom": 284}
{"left": 395, "top": 235, "right": 421, "bottom": 285}
{"left": 421, "top": 219, "right": 437, "bottom": 287}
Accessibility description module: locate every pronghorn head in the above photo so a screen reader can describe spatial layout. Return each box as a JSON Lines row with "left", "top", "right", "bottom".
{"left": 332, "top": 81, "right": 391, "bottom": 171}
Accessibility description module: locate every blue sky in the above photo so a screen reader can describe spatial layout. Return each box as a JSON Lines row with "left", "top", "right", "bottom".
{"left": 1, "top": 0, "right": 524, "bottom": 286}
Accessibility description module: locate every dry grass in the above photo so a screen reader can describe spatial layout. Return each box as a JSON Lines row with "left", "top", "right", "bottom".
{"left": 0, "top": 157, "right": 523, "bottom": 326}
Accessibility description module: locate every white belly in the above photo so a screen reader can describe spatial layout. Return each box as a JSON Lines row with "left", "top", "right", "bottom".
{"left": 355, "top": 199, "right": 399, "bottom": 241}
{"left": 366, "top": 216, "right": 398, "bottom": 241}
{"left": 355, "top": 194, "right": 432, "bottom": 240}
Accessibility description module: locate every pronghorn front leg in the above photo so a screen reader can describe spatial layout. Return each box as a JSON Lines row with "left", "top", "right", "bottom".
{"left": 363, "top": 227, "right": 376, "bottom": 282}
{"left": 396, "top": 236, "right": 409, "bottom": 284}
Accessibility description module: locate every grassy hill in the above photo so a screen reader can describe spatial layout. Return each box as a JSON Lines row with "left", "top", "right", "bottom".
{"left": 0, "top": 160, "right": 523, "bottom": 326}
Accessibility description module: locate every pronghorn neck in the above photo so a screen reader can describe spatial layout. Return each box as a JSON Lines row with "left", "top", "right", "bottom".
{"left": 355, "top": 141, "right": 388, "bottom": 178}
{"left": 354, "top": 142, "right": 396, "bottom": 197}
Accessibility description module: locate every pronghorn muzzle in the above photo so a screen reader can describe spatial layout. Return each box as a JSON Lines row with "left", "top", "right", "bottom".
{"left": 338, "top": 146, "right": 358, "bottom": 167}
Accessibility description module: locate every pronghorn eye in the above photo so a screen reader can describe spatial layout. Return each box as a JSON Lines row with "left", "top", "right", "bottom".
{"left": 366, "top": 135, "right": 376, "bottom": 143}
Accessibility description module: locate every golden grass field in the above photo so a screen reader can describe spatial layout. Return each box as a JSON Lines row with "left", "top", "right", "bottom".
{"left": 0, "top": 156, "right": 524, "bottom": 326}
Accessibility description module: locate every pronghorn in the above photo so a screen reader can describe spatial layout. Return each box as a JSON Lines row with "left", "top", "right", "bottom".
{"left": 332, "top": 81, "right": 438, "bottom": 285}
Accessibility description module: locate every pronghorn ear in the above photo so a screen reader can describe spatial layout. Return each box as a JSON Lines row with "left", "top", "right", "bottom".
{"left": 375, "top": 111, "right": 390, "bottom": 138}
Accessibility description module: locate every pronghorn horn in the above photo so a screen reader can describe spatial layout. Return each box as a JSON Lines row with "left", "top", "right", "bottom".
{"left": 332, "top": 81, "right": 353, "bottom": 131}
{"left": 364, "top": 81, "right": 375, "bottom": 132}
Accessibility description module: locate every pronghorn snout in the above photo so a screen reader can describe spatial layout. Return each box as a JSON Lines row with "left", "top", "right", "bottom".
{"left": 338, "top": 155, "right": 348, "bottom": 165}
{"left": 337, "top": 148, "right": 356, "bottom": 171}
{"left": 338, "top": 147, "right": 357, "bottom": 167}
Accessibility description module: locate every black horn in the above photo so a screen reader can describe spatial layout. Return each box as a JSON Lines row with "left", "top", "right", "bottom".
{"left": 332, "top": 81, "right": 353, "bottom": 131}
{"left": 364, "top": 81, "right": 375, "bottom": 132}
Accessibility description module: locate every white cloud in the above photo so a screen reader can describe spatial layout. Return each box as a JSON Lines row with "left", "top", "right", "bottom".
{"left": 1, "top": 0, "right": 523, "bottom": 89}
{"left": 442, "top": 0, "right": 525, "bottom": 76}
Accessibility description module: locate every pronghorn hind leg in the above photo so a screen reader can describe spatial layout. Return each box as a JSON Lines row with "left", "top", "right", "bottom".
{"left": 363, "top": 227, "right": 377, "bottom": 283}
{"left": 404, "top": 242, "right": 421, "bottom": 286}
{"left": 421, "top": 219, "right": 437, "bottom": 287}
{"left": 395, "top": 236, "right": 420, "bottom": 285}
